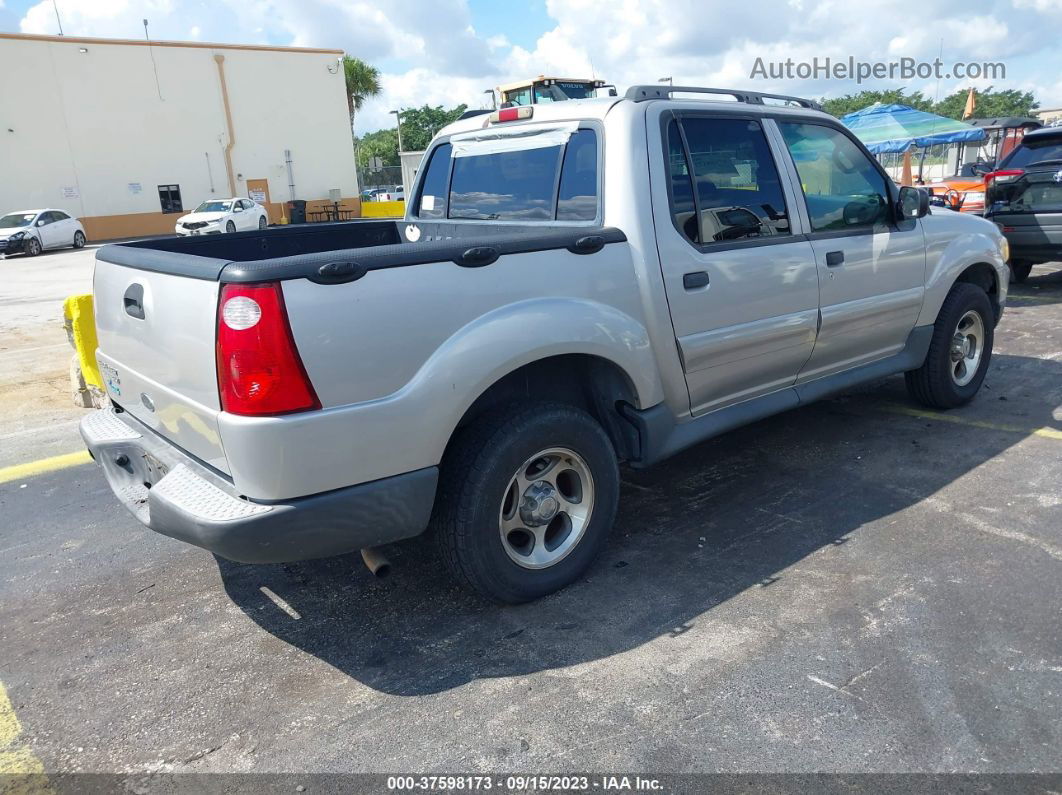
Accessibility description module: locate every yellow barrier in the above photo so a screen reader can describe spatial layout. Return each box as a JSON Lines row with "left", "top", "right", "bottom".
{"left": 360, "top": 201, "right": 406, "bottom": 218}
{"left": 63, "top": 294, "right": 101, "bottom": 390}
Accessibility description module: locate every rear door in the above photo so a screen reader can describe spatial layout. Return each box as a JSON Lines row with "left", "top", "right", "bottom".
{"left": 776, "top": 121, "right": 925, "bottom": 381}
{"left": 650, "top": 110, "right": 820, "bottom": 415}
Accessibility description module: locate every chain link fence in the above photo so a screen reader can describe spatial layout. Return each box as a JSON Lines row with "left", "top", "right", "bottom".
{"left": 357, "top": 165, "right": 404, "bottom": 193}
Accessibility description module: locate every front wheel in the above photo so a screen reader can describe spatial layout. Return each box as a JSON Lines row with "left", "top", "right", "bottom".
{"left": 905, "top": 282, "right": 994, "bottom": 409}
{"left": 225, "top": 220, "right": 236, "bottom": 233}
{"left": 73, "top": 230, "right": 86, "bottom": 249}
{"left": 25, "top": 237, "right": 42, "bottom": 257}
{"left": 433, "top": 402, "right": 619, "bottom": 603}
{"left": 1010, "top": 260, "right": 1032, "bottom": 283}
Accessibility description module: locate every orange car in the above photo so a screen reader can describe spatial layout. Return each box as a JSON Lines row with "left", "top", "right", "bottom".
{"left": 925, "top": 117, "right": 1041, "bottom": 213}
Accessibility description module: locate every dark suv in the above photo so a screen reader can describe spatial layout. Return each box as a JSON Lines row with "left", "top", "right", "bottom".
{"left": 985, "top": 126, "right": 1062, "bottom": 282}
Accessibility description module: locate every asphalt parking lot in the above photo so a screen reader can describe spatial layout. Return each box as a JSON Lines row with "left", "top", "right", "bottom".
{"left": 1, "top": 250, "right": 1061, "bottom": 779}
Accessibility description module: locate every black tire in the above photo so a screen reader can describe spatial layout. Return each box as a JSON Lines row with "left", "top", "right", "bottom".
{"left": 258, "top": 216, "right": 267, "bottom": 229}
{"left": 225, "top": 220, "right": 236, "bottom": 233}
{"left": 73, "top": 230, "right": 86, "bottom": 249}
{"left": 433, "top": 402, "right": 619, "bottom": 604}
{"left": 905, "top": 282, "right": 994, "bottom": 409}
{"left": 25, "top": 236, "right": 42, "bottom": 257}
{"left": 1010, "top": 260, "right": 1032, "bottom": 283}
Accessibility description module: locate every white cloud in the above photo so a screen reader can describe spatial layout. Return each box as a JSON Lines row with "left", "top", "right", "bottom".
{"left": 16, "top": 0, "right": 1062, "bottom": 136}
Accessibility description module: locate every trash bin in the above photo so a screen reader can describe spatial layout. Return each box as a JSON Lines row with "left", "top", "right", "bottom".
{"left": 287, "top": 199, "right": 307, "bottom": 224}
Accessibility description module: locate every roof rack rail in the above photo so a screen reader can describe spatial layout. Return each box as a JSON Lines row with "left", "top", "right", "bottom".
{"left": 624, "top": 85, "right": 823, "bottom": 111}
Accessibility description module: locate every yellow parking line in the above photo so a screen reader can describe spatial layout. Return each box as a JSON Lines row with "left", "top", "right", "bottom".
{"left": 0, "top": 682, "right": 52, "bottom": 790}
{"left": 0, "top": 451, "right": 92, "bottom": 486}
{"left": 880, "top": 403, "right": 1062, "bottom": 441}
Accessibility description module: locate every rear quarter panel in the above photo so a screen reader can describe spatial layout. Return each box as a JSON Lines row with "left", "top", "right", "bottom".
{"left": 222, "top": 245, "right": 662, "bottom": 499}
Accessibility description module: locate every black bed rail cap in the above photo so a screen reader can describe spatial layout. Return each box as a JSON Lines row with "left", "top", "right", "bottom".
{"left": 625, "top": 84, "right": 823, "bottom": 111}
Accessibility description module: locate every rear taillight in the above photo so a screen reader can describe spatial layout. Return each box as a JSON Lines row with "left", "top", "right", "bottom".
{"left": 984, "top": 169, "right": 1024, "bottom": 187}
{"left": 216, "top": 282, "right": 320, "bottom": 416}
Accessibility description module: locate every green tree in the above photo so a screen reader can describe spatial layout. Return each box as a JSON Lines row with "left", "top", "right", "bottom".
{"left": 932, "top": 87, "right": 1038, "bottom": 120}
{"left": 821, "top": 88, "right": 933, "bottom": 118}
{"left": 354, "top": 128, "right": 400, "bottom": 170}
{"left": 343, "top": 56, "right": 381, "bottom": 126}
{"left": 395, "top": 104, "right": 470, "bottom": 151}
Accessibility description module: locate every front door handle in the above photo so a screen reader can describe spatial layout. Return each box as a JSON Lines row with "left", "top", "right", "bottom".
{"left": 683, "top": 271, "right": 710, "bottom": 289}
{"left": 825, "top": 250, "right": 845, "bottom": 267}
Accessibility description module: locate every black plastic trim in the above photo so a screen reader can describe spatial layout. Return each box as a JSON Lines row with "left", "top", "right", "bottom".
{"left": 623, "top": 325, "right": 934, "bottom": 468}
{"left": 97, "top": 221, "right": 628, "bottom": 284}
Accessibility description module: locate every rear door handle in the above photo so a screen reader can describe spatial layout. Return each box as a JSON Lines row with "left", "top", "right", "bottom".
{"left": 683, "top": 271, "right": 710, "bottom": 289}
{"left": 825, "top": 250, "right": 845, "bottom": 267}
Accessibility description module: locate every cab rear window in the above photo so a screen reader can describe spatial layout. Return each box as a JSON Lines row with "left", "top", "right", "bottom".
{"left": 415, "top": 129, "right": 598, "bottom": 222}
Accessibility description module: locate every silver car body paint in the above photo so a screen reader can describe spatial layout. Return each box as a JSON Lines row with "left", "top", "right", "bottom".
{"left": 89, "top": 95, "right": 1009, "bottom": 503}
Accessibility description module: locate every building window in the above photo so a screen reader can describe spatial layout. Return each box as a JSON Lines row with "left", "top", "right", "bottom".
{"left": 158, "top": 185, "right": 183, "bottom": 214}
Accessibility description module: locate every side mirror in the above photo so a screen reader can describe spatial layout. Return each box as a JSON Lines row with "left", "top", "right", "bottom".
{"left": 898, "top": 185, "right": 929, "bottom": 219}
{"left": 233, "top": 205, "right": 243, "bottom": 213}
{"left": 36, "top": 219, "right": 46, "bottom": 226}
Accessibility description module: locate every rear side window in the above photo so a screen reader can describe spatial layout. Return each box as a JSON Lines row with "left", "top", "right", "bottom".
{"left": 665, "top": 117, "right": 790, "bottom": 245}
{"left": 415, "top": 143, "right": 451, "bottom": 219}
{"left": 557, "top": 130, "right": 598, "bottom": 221}
{"left": 416, "top": 129, "right": 599, "bottom": 222}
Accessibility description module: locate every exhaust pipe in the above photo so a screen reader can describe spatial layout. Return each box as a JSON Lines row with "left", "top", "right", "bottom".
{"left": 360, "top": 547, "right": 391, "bottom": 578}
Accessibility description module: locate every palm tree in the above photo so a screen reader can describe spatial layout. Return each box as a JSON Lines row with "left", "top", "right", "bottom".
{"left": 343, "top": 56, "right": 381, "bottom": 127}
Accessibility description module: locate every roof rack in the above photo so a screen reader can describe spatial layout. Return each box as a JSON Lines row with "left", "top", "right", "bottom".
{"left": 625, "top": 85, "right": 823, "bottom": 111}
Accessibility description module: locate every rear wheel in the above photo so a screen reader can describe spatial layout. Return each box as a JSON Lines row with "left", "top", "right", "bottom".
{"left": 905, "top": 282, "right": 994, "bottom": 409}
{"left": 73, "top": 230, "right": 86, "bottom": 249}
{"left": 25, "top": 237, "right": 42, "bottom": 257}
{"left": 225, "top": 220, "right": 236, "bottom": 233}
{"left": 433, "top": 402, "right": 619, "bottom": 603}
{"left": 1010, "top": 260, "right": 1032, "bottom": 283}
{"left": 258, "top": 215, "right": 267, "bottom": 230}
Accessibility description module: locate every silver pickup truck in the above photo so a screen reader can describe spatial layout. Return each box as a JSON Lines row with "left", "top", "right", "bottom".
{"left": 81, "top": 85, "right": 1009, "bottom": 603}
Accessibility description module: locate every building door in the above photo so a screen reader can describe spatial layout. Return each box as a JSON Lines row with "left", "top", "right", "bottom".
{"left": 246, "top": 179, "right": 273, "bottom": 223}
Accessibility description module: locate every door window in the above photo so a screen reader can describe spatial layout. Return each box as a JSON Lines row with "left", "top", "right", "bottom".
{"left": 665, "top": 118, "right": 791, "bottom": 245}
{"left": 779, "top": 123, "right": 890, "bottom": 232}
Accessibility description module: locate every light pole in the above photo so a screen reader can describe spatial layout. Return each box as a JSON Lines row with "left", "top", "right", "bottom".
{"left": 659, "top": 76, "right": 673, "bottom": 86}
{"left": 390, "top": 109, "right": 404, "bottom": 154}
{"left": 483, "top": 89, "right": 496, "bottom": 110}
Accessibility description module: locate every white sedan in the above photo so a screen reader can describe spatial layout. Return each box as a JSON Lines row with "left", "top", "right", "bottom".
{"left": 174, "top": 198, "right": 268, "bottom": 236}
{"left": 0, "top": 209, "right": 87, "bottom": 257}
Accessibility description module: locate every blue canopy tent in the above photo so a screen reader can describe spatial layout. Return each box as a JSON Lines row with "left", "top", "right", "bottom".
{"left": 840, "top": 103, "right": 987, "bottom": 154}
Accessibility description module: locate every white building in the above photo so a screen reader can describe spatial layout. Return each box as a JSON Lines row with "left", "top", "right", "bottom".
{"left": 0, "top": 33, "right": 359, "bottom": 239}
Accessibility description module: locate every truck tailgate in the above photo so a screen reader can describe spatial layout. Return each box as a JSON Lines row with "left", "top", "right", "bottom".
{"left": 93, "top": 258, "right": 228, "bottom": 472}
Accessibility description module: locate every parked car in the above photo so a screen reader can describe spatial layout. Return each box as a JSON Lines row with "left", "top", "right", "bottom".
{"left": 174, "top": 198, "right": 268, "bottom": 236}
{"left": 984, "top": 126, "right": 1062, "bottom": 282}
{"left": 0, "top": 209, "right": 86, "bottom": 256}
{"left": 81, "top": 85, "right": 1008, "bottom": 603}
{"left": 375, "top": 186, "right": 405, "bottom": 202}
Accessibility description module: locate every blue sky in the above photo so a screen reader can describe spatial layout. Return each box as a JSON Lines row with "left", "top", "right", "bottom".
{"left": 3, "top": 0, "right": 1061, "bottom": 134}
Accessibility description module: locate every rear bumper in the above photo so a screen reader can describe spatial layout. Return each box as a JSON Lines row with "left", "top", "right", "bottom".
{"left": 80, "top": 408, "right": 438, "bottom": 563}
{"left": 989, "top": 214, "right": 1062, "bottom": 264}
